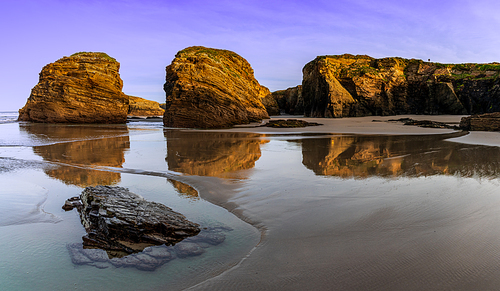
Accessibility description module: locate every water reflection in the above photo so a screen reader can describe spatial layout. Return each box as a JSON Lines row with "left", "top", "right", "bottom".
{"left": 298, "top": 132, "right": 500, "bottom": 178}
{"left": 165, "top": 130, "right": 268, "bottom": 178}
{"left": 20, "top": 124, "right": 130, "bottom": 186}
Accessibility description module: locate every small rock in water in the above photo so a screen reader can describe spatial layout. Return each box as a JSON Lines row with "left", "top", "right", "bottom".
{"left": 174, "top": 242, "right": 206, "bottom": 258}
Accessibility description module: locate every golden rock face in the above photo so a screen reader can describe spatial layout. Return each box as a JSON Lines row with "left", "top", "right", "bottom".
{"left": 128, "top": 96, "right": 165, "bottom": 117}
{"left": 302, "top": 54, "right": 500, "bottom": 117}
{"left": 163, "top": 46, "right": 270, "bottom": 129}
{"left": 18, "top": 52, "right": 129, "bottom": 123}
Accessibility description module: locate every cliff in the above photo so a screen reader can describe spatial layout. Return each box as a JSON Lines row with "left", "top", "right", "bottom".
{"left": 301, "top": 54, "right": 500, "bottom": 117}
{"left": 163, "top": 46, "right": 269, "bottom": 128}
{"left": 128, "top": 96, "right": 165, "bottom": 117}
{"left": 18, "top": 52, "right": 129, "bottom": 123}
{"left": 271, "top": 85, "right": 304, "bottom": 115}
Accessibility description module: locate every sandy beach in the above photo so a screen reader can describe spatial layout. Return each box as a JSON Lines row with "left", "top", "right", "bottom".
{"left": 3, "top": 115, "right": 500, "bottom": 291}
{"left": 179, "top": 115, "right": 500, "bottom": 291}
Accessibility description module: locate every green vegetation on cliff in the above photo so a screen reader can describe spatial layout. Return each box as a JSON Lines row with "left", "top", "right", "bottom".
{"left": 70, "top": 52, "right": 117, "bottom": 62}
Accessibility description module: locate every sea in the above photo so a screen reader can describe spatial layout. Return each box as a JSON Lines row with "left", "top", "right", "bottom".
{"left": 2, "top": 113, "right": 500, "bottom": 290}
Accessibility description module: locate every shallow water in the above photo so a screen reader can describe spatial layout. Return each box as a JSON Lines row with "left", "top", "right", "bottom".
{"left": 2, "top": 119, "right": 500, "bottom": 290}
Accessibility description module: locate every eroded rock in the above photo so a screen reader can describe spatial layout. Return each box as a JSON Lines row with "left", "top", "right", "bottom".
{"left": 163, "top": 46, "right": 269, "bottom": 128}
{"left": 78, "top": 186, "right": 200, "bottom": 256}
{"left": 460, "top": 112, "right": 500, "bottom": 131}
{"left": 128, "top": 96, "right": 165, "bottom": 117}
{"left": 18, "top": 52, "right": 129, "bottom": 123}
{"left": 301, "top": 54, "right": 500, "bottom": 118}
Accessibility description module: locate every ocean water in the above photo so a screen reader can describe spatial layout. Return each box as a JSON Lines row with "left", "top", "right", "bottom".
{"left": 2, "top": 119, "right": 500, "bottom": 290}
{"left": 0, "top": 111, "right": 18, "bottom": 124}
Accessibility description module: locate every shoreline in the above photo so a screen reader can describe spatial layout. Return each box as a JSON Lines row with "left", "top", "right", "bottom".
{"left": 183, "top": 114, "right": 500, "bottom": 290}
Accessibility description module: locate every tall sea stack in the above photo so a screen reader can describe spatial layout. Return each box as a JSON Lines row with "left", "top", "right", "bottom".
{"left": 18, "top": 52, "right": 129, "bottom": 123}
{"left": 163, "top": 46, "right": 270, "bottom": 129}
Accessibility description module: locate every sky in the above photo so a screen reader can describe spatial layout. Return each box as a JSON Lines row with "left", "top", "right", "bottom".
{"left": 2, "top": 0, "right": 500, "bottom": 111}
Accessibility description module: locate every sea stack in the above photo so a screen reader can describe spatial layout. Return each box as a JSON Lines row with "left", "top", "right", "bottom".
{"left": 163, "top": 46, "right": 269, "bottom": 128}
{"left": 301, "top": 54, "right": 500, "bottom": 117}
{"left": 18, "top": 52, "right": 129, "bottom": 123}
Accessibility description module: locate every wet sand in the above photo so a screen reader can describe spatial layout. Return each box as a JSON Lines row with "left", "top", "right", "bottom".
{"left": 185, "top": 115, "right": 500, "bottom": 291}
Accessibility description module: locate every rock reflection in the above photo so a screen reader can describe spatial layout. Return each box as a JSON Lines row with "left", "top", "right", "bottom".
{"left": 168, "top": 179, "right": 199, "bottom": 200}
{"left": 165, "top": 130, "right": 268, "bottom": 178}
{"left": 299, "top": 132, "right": 500, "bottom": 178}
{"left": 21, "top": 124, "right": 130, "bottom": 186}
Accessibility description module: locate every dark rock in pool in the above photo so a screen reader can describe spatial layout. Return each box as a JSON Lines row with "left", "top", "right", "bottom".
{"left": 77, "top": 185, "right": 201, "bottom": 256}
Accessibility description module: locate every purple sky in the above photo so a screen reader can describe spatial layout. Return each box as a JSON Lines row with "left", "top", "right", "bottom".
{"left": 2, "top": 0, "right": 500, "bottom": 111}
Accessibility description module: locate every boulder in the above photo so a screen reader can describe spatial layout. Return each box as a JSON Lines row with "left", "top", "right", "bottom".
{"left": 300, "top": 54, "right": 500, "bottom": 117}
{"left": 77, "top": 186, "right": 200, "bottom": 256}
{"left": 460, "top": 112, "right": 500, "bottom": 131}
{"left": 163, "top": 46, "right": 269, "bottom": 128}
{"left": 18, "top": 52, "right": 129, "bottom": 123}
{"left": 128, "top": 96, "right": 165, "bottom": 117}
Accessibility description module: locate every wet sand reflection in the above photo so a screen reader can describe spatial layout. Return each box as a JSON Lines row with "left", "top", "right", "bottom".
{"left": 165, "top": 130, "right": 268, "bottom": 178}
{"left": 298, "top": 132, "right": 500, "bottom": 179}
{"left": 20, "top": 124, "right": 130, "bottom": 186}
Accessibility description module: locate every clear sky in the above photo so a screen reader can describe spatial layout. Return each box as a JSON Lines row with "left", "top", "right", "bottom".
{"left": 2, "top": 0, "right": 500, "bottom": 111}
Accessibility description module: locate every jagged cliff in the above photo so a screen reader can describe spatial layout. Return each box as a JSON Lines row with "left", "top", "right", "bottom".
{"left": 163, "top": 46, "right": 269, "bottom": 128}
{"left": 18, "top": 52, "right": 129, "bottom": 123}
{"left": 128, "top": 96, "right": 164, "bottom": 117}
{"left": 301, "top": 54, "right": 500, "bottom": 117}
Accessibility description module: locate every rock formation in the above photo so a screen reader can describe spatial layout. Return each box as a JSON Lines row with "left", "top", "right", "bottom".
{"left": 128, "top": 96, "right": 165, "bottom": 117}
{"left": 18, "top": 52, "right": 129, "bottom": 123}
{"left": 271, "top": 85, "right": 304, "bottom": 115}
{"left": 301, "top": 54, "right": 500, "bottom": 117}
{"left": 76, "top": 186, "right": 200, "bottom": 257}
{"left": 163, "top": 46, "right": 270, "bottom": 128}
{"left": 460, "top": 112, "right": 500, "bottom": 131}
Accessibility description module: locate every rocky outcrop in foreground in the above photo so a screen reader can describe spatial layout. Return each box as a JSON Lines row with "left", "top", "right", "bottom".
{"left": 71, "top": 186, "right": 200, "bottom": 257}
{"left": 128, "top": 96, "right": 165, "bottom": 117}
{"left": 460, "top": 112, "right": 500, "bottom": 131}
{"left": 163, "top": 46, "right": 269, "bottom": 128}
{"left": 18, "top": 52, "right": 129, "bottom": 123}
{"left": 301, "top": 54, "right": 500, "bottom": 117}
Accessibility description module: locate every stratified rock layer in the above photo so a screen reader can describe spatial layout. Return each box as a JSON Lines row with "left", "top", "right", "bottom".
{"left": 271, "top": 85, "right": 304, "bottom": 115}
{"left": 79, "top": 186, "right": 200, "bottom": 256}
{"left": 163, "top": 46, "right": 270, "bottom": 128}
{"left": 128, "top": 96, "right": 165, "bottom": 117}
{"left": 460, "top": 112, "right": 500, "bottom": 131}
{"left": 302, "top": 54, "right": 500, "bottom": 117}
{"left": 18, "top": 52, "right": 129, "bottom": 123}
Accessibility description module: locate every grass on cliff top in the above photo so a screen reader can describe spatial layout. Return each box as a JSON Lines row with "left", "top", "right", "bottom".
{"left": 70, "top": 52, "right": 117, "bottom": 62}
{"left": 176, "top": 46, "right": 242, "bottom": 61}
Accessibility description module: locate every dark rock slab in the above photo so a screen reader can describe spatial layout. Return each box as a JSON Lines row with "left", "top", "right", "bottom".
{"left": 387, "top": 118, "right": 460, "bottom": 130}
{"left": 78, "top": 186, "right": 200, "bottom": 256}
{"left": 460, "top": 112, "right": 500, "bottom": 131}
{"left": 263, "top": 119, "right": 322, "bottom": 128}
